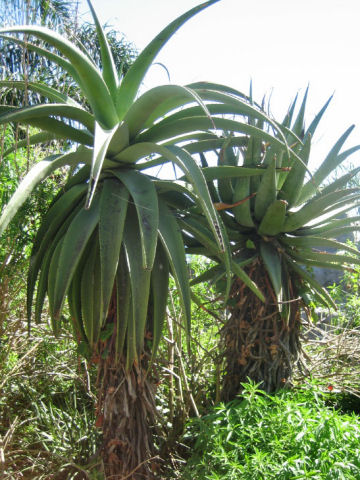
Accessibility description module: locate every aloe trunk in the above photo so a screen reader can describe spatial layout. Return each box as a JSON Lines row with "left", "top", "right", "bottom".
{"left": 221, "top": 259, "right": 302, "bottom": 398}
{"left": 97, "top": 304, "right": 157, "bottom": 478}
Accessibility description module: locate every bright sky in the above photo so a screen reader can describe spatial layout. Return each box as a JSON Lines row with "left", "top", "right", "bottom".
{"left": 79, "top": 0, "right": 360, "bottom": 170}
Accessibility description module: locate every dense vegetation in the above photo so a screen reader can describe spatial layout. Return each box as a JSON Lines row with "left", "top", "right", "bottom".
{"left": 1, "top": 1, "right": 360, "bottom": 479}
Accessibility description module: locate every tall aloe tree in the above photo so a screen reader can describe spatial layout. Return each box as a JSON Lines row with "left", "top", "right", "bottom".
{"left": 188, "top": 87, "right": 360, "bottom": 398}
{"left": 0, "top": 1, "right": 291, "bottom": 476}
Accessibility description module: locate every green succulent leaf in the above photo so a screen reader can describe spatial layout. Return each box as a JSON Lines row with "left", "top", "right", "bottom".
{"left": 86, "top": 122, "right": 118, "bottom": 208}
{"left": 283, "top": 189, "right": 360, "bottom": 232}
{"left": 280, "top": 235, "right": 360, "bottom": 257}
{"left": 158, "top": 199, "right": 191, "bottom": 336}
{"left": 201, "top": 166, "right": 265, "bottom": 181}
{"left": 99, "top": 180, "right": 129, "bottom": 324}
{"left": 52, "top": 194, "right": 101, "bottom": 322}
{"left": 113, "top": 250, "right": 131, "bottom": 360}
{"left": 260, "top": 241, "right": 282, "bottom": 301}
{"left": 0, "top": 103, "right": 94, "bottom": 131}
{"left": 258, "top": 200, "right": 287, "bottom": 236}
{"left": 0, "top": 26, "right": 118, "bottom": 128}
{"left": 112, "top": 169, "right": 159, "bottom": 270}
{"left": 115, "top": 0, "right": 220, "bottom": 120}
{"left": 279, "top": 134, "right": 311, "bottom": 207}
{"left": 254, "top": 156, "right": 277, "bottom": 221}
{"left": 47, "top": 235, "right": 65, "bottom": 335}
{"left": 0, "top": 147, "right": 92, "bottom": 237}
{"left": 150, "top": 242, "right": 170, "bottom": 359}
{"left": 232, "top": 177, "right": 254, "bottom": 227}
{"left": 285, "top": 255, "right": 336, "bottom": 310}
{"left": 86, "top": 0, "right": 118, "bottom": 96}
{"left": 0, "top": 107, "right": 93, "bottom": 145}
{"left": 298, "top": 126, "right": 358, "bottom": 204}
{"left": 123, "top": 211, "right": 151, "bottom": 364}
{"left": 0, "top": 80, "right": 80, "bottom": 106}
{"left": 0, "top": 34, "right": 80, "bottom": 83}
{"left": 80, "top": 238, "right": 99, "bottom": 347}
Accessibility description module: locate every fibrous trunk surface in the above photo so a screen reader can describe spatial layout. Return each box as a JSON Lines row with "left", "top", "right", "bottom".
{"left": 221, "top": 260, "right": 302, "bottom": 400}
{"left": 96, "top": 309, "right": 158, "bottom": 479}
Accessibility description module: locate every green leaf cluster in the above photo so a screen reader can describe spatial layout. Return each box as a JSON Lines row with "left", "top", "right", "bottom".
{"left": 190, "top": 88, "right": 360, "bottom": 313}
{"left": 183, "top": 382, "right": 360, "bottom": 479}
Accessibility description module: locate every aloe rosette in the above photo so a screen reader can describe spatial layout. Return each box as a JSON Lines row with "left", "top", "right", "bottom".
{"left": 189, "top": 88, "right": 360, "bottom": 396}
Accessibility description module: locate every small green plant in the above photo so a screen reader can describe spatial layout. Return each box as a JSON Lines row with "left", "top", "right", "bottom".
{"left": 328, "top": 256, "right": 360, "bottom": 330}
{"left": 182, "top": 381, "right": 360, "bottom": 480}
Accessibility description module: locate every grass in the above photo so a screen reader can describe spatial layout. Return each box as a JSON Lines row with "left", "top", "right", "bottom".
{"left": 0, "top": 322, "right": 100, "bottom": 479}
{"left": 181, "top": 381, "right": 360, "bottom": 480}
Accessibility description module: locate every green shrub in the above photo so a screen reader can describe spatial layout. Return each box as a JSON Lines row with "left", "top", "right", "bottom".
{"left": 182, "top": 381, "right": 360, "bottom": 480}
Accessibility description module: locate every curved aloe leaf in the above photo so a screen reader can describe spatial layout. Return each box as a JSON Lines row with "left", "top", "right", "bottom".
{"left": 113, "top": 141, "right": 230, "bottom": 262}
{"left": 182, "top": 137, "right": 247, "bottom": 155}
{"left": 291, "top": 86, "right": 308, "bottom": 139}
{"left": 99, "top": 180, "right": 129, "bottom": 324}
{"left": 52, "top": 194, "right": 101, "bottom": 321}
{"left": 85, "top": 122, "right": 117, "bottom": 208}
{"left": 281, "top": 235, "right": 360, "bottom": 256}
{"left": 112, "top": 169, "right": 159, "bottom": 270}
{"left": 150, "top": 242, "right": 170, "bottom": 359}
{"left": 279, "top": 134, "right": 311, "bottom": 207}
{"left": 298, "top": 126, "right": 357, "bottom": 204}
{"left": 47, "top": 235, "right": 65, "bottom": 335}
{"left": 123, "top": 211, "right": 152, "bottom": 364}
{"left": 187, "top": 81, "right": 251, "bottom": 103}
{"left": 0, "top": 34, "right": 80, "bottom": 83}
{"left": 0, "top": 103, "right": 94, "bottom": 131}
{"left": 312, "top": 226, "right": 360, "bottom": 239}
{"left": 258, "top": 200, "right": 287, "bottom": 236}
{"left": 305, "top": 95, "right": 333, "bottom": 139}
{"left": 283, "top": 189, "right": 360, "bottom": 231}
{"left": 80, "top": 238, "right": 98, "bottom": 346}
{"left": 201, "top": 165, "right": 265, "bottom": 181}
{"left": 34, "top": 247, "right": 53, "bottom": 326}
{"left": 0, "top": 26, "right": 118, "bottom": 128}
{"left": 289, "top": 248, "right": 360, "bottom": 267}
{"left": 137, "top": 117, "right": 287, "bottom": 151}
{"left": 86, "top": 0, "right": 118, "bottom": 96}
{"left": 162, "top": 88, "right": 287, "bottom": 143}
{"left": 285, "top": 255, "right": 336, "bottom": 309}
{"left": 0, "top": 109, "right": 93, "bottom": 145}
{"left": 28, "top": 187, "right": 87, "bottom": 316}
{"left": 115, "top": 0, "right": 220, "bottom": 120}
{"left": 319, "top": 166, "right": 360, "bottom": 197}
{"left": 254, "top": 157, "right": 277, "bottom": 221}
{"left": 115, "top": 250, "right": 131, "bottom": 360}
{"left": 0, "top": 80, "right": 80, "bottom": 106}
{"left": 0, "top": 147, "right": 92, "bottom": 236}
{"left": 124, "top": 84, "right": 214, "bottom": 140}
{"left": 260, "top": 241, "right": 282, "bottom": 300}
{"left": 158, "top": 199, "right": 191, "bottom": 336}
{"left": 232, "top": 177, "right": 254, "bottom": 227}
{"left": 179, "top": 216, "right": 264, "bottom": 301}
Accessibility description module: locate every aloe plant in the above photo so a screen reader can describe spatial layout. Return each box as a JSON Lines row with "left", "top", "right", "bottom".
{"left": 189, "top": 88, "right": 360, "bottom": 397}
{"left": 0, "top": 1, "right": 294, "bottom": 476}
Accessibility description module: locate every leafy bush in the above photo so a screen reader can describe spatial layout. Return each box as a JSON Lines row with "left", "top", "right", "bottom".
{"left": 182, "top": 381, "right": 360, "bottom": 480}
